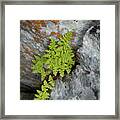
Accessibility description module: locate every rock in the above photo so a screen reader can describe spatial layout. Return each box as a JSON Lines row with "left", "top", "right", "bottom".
{"left": 20, "top": 20, "right": 100, "bottom": 100}
{"left": 20, "top": 82, "right": 35, "bottom": 100}
{"left": 50, "top": 24, "right": 100, "bottom": 100}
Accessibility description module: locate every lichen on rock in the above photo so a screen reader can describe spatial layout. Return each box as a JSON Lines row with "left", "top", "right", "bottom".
{"left": 20, "top": 20, "right": 100, "bottom": 100}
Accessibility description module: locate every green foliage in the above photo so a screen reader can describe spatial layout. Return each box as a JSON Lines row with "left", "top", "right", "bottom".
{"left": 34, "top": 75, "right": 55, "bottom": 100}
{"left": 31, "top": 55, "right": 47, "bottom": 80}
{"left": 44, "top": 31, "right": 75, "bottom": 77}
{"left": 32, "top": 31, "right": 75, "bottom": 100}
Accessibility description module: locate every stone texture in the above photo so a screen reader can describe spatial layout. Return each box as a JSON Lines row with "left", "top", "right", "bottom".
{"left": 20, "top": 20, "right": 100, "bottom": 100}
{"left": 50, "top": 24, "right": 100, "bottom": 100}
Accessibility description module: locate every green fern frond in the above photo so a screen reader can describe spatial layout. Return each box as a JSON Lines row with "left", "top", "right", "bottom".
{"left": 34, "top": 75, "right": 55, "bottom": 100}
{"left": 32, "top": 31, "right": 75, "bottom": 100}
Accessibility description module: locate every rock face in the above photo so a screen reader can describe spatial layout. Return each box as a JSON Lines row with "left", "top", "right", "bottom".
{"left": 50, "top": 25, "right": 100, "bottom": 100}
{"left": 20, "top": 20, "right": 100, "bottom": 100}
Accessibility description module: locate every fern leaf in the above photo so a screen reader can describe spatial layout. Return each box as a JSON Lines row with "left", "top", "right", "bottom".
{"left": 32, "top": 31, "right": 75, "bottom": 100}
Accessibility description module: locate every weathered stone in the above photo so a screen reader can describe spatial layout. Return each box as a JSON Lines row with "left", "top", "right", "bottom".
{"left": 20, "top": 20, "right": 100, "bottom": 100}
{"left": 50, "top": 24, "right": 100, "bottom": 100}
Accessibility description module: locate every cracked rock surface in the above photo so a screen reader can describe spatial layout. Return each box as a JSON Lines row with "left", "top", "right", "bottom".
{"left": 20, "top": 20, "right": 100, "bottom": 100}
{"left": 50, "top": 25, "right": 100, "bottom": 100}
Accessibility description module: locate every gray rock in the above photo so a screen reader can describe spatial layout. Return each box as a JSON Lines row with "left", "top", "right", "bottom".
{"left": 50, "top": 24, "right": 100, "bottom": 100}
{"left": 20, "top": 20, "right": 100, "bottom": 100}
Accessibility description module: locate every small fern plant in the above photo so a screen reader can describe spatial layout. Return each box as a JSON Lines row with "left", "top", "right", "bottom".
{"left": 34, "top": 75, "right": 55, "bottom": 100}
{"left": 31, "top": 31, "right": 75, "bottom": 100}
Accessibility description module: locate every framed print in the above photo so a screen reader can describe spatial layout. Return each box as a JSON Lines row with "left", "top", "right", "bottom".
{"left": 0, "top": 0, "right": 119, "bottom": 119}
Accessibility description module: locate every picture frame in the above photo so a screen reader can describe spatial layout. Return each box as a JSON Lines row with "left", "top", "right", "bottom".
{"left": 0, "top": 0, "right": 119, "bottom": 119}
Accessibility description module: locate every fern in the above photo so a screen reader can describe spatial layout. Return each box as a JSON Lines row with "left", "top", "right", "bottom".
{"left": 34, "top": 75, "right": 55, "bottom": 100}
{"left": 43, "top": 31, "right": 75, "bottom": 77}
{"left": 32, "top": 31, "right": 75, "bottom": 100}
